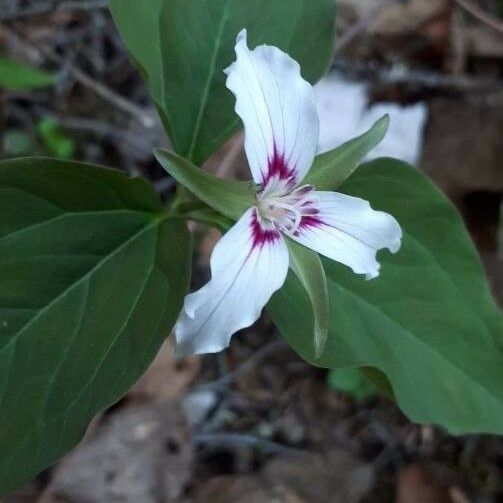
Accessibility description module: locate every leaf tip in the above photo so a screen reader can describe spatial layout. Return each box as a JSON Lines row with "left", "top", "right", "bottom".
{"left": 153, "top": 147, "right": 168, "bottom": 162}
{"left": 377, "top": 113, "right": 390, "bottom": 134}
{"left": 313, "top": 324, "right": 328, "bottom": 360}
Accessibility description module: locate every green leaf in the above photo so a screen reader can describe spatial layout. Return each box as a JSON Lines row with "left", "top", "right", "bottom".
{"left": 269, "top": 158, "right": 503, "bottom": 435}
{"left": 155, "top": 148, "right": 255, "bottom": 220}
{"left": 110, "top": 0, "right": 335, "bottom": 164}
{"left": 304, "top": 115, "right": 389, "bottom": 190}
{"left": 175, "top": 201, "right": 234, "bottom": 231}
{"left": 0, "top": 57, "right": 55, "bottom": 90}
{"left": 37, "top": 118, "right": 76, "bottom": 159}
{"left": 328, "top": 367, "right": 377, "bottom": 401}
{"left": 287, "top": 239, "right": 329, "bottom": 359}
{"left": 0, "top": 158, "right": 191, "bottom": 496}
{"left": 361, "top": 367, "right": 395, "bottom": 400}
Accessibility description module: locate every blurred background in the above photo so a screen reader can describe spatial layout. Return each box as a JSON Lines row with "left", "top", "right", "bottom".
{"left": 0, "top": 0, "right": 502, "bottom": 501}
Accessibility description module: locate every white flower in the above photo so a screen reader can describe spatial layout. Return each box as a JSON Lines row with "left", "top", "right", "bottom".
{"left": 175, "top": 30, "right": 402, "bottom": 356}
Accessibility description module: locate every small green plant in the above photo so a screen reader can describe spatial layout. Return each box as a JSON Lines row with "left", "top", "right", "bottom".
{"left": 328, "top": 368, "right": 377, "bottom": 401}
{"left": 37, "top": 118, "right": 76, "bottom": 159}
{"left": 0, "top": 57, "right": 55, "bottom": 90}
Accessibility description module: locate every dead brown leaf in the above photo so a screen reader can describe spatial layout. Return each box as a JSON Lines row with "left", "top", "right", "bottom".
{"left": 130, "top": 339, "right": 200, "bottom": 403}
{"left": 396, "top": 464, "right": 452, "bottom": 503}
{"left": 371, "top": 0, "right": 449, "bottom": 35}
{"left": 184, "top": 449, "right": 372, "bottom": 503}
{"left": 42, "top": 403, "right": 193, "bottom": 503}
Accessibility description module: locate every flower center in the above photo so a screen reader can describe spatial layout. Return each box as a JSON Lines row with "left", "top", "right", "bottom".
{"left": 257, "top": 184, "right": 318, "bottom": 235}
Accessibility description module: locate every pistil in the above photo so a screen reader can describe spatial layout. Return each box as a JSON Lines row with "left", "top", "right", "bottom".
{"left": 257, "top": 183, "right": 318, "bottom": 235}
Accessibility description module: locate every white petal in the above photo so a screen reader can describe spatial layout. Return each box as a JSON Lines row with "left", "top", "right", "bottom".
{"left": 225, "top": 29, "right": 319, "bottom": 188}
{"left": 291, "top": 191, "right": 402, "bottom": 280}
{"left": 175, "top": 207, "right": 289, "bottom": 356}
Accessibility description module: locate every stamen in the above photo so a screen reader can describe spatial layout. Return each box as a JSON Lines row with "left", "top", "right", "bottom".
{"left": 257, "top": 182, "right": 319, "bottom": 235}
{"left": 291, "top": 184, "right": 314, "bottom": 197}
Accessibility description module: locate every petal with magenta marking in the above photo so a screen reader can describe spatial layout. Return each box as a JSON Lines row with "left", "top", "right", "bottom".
{"left": 225, "top": 30, "right": 319, "bottom": 188}
{"left": 175, "top": 208, "right": 289, "bottom": 356}
{"left": 291, "top": 191, "right": 402, "bottom": 280}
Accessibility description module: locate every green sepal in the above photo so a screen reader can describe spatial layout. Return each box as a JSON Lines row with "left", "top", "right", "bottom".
{"left": 155, "top": 148, "right": 256, "bottom": 220}
{"left": 175, "top": 201, "right": 234, "bottom": 231}
{"left": 304, "top": 115, "right": 389, "bottom": 190}
{"left": 286, "top": 238, "right": 329, "bottom": 359}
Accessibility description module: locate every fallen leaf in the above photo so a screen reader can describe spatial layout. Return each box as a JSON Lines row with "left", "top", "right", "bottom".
{"left": 130, "top": 339, "right": 200, "bottom": 403}
{"left": 396, "top": 464, "right": 452, "bottom": 503}
{"left": 44, "top": 404, "right": 193, "bottom": 503}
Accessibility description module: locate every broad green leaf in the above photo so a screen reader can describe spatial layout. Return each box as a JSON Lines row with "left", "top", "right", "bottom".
{"left": 304, "top": 115, "right": 389, "bottom": 190}
{"left": 0, "top": 158, "right": 191, "bottom": 496}
{"left": 155, "top": 148, "right": 255, "bottom": 220}
{"left": 0, "top": 57, "right": 55, "bottom": 90}
{"left": 328, "top": 367, "right": 377, "bottom": 401}
{"left": 361, "top": 367, "right": 395, "bottom": 400}
{"left": 110, "top": 0, "right": 335, "bottom": 164}
{"left": 269, "top": 158, "right": 503, "bottom": 435}
{"left": 287, "top": 239, "right": 329, "bottom": 359}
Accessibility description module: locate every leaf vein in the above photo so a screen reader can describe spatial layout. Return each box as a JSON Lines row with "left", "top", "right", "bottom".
{"left": 186, "top": 0, "right": 232, "bottom": 160}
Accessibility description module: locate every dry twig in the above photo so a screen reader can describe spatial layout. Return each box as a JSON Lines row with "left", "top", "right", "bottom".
{"left": 333, "top": 59, "right": 503, "bottom": 92}
{"left": 200, "top": 339, "right": 288, "bottom": 392}
{"left": 334, "top": 0, "right": 398, "bottom": 54}
{"left": 42, "top": 114, "right": 153, "bottom": 156}
{"left": 452, "top": 0, "right": 503, "bottom": 33}
{"left": 0, "top": 23, "right": 155, "bottom": 128}
{"left": 194, "top": 432, "right": 304, "bottom": 456}
{"left": 0, "top": 0, "right": 109, "bottom": 21}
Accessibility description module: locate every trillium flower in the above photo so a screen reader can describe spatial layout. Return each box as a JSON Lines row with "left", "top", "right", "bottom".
{"left": 175, "top": 30, "right": 402, "bottom": 357}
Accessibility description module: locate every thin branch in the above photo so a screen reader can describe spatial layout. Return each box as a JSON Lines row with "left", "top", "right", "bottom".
{"left": 0, "top": 0, "right": 109, "bottom": 21}
{"left": 199, "top": 339, "right": 288, "bottom": 392}
{"left": 334, "top": 0, "right": 397, "bottom": 54}
{"left": 452, "top": 0, "right": 503, "bottom": 33}
{"left": 40, "top": 113, "right": 153, "bottom": 155}
{"left": 62, "top": 64, "right": 155, "bottom": 128}
{"left": 333, "top": 59, "right": 503, "bottom": 92}
{"left": 194, "top": 432, "right": 305, "bottom": 457}
{"left": 0, "top": 23, "right": 155, "bottom": 128}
